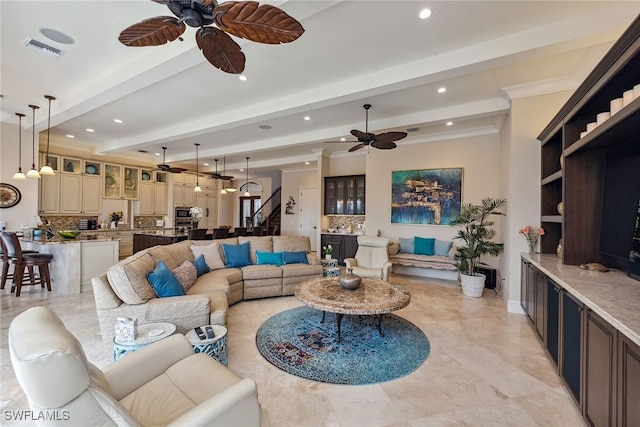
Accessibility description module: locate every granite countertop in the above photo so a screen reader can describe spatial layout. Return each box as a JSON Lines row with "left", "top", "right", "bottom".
{"left": 133, "top": 231, "right": 189, "bottom": 238}
{"left": 21, "top": 235, "right": 115, "bottom": 245}
{"left": 524, "top": 253, "right": 640, "bottom": 347}
{"left": 322, "top": 231, "right": 365, "bottom": 236}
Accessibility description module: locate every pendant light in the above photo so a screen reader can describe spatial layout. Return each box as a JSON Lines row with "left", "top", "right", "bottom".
{"left": 220, "top": 158, "right": 227, "bottom": 195}
{"left": 243, "top": 157, "right": 250, "bottom": 197}
{"left": 26, "top": 104, "right": 41, "bottom": 179}
{"left": 12, "top": 113, "right": 27, "bottom": 181}
{"left": 223, "top": 157, "right": 237, "bottom": 193}
{"left": 194, "top": 143, "right": 202, "bottom": 192}
{"left": 39, "top": 95, "right": 56, "bottom": 175}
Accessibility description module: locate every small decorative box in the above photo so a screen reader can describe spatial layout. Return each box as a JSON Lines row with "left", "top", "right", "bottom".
{"left": 115, "top": 317, "right": 138, "bottom": 343}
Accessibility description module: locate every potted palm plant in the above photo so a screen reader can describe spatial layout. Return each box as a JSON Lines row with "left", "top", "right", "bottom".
{"left": 451, "top": 198, "right": 506, "bottom": 297}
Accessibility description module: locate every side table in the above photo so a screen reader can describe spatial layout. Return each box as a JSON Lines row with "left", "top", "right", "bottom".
{"left": 321, "top": 258, "right": 340, "bottom": 277}
{"left": 113, "top": 322, "right": 176, "bottom": 361}
{"left": 185, "top": 325, "right": 228, "bottom": 366}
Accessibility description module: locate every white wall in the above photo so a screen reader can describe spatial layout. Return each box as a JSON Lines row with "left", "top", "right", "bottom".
{"left": 281, "top": 169, "right": 318, "bottom": 237}
{"left": 0, "top": 122, "right": 39, "bottom": 230}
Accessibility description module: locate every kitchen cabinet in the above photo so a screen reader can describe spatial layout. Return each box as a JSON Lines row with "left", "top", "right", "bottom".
{"left": 584, "top": 309, "right": 617, "bottom": 427}
{"left": 560, "top": 291, "right": 583, "bottom": 405}
{"left": 324, "top": 175, "right": 365, "bottom": 215}
{"left": 133, "top": 233, "right": 188, "bottom": 253}
{"left": 38, "top": 154, "right": 60, "bottom": 214}
{"left": 521, "top": 259, "right": 548, "bottom": 342}
{"left": 546, "top": 279, "right": 561, "bottom": 365}
{"left": 173, "top": 173, "right": 198, "bottom": 207}
{"left": 196, "top": 190, "right": 218, "bottom": 229}
{"left": 107, "top": 230, "right": 134, "bottom": 259}
{"left": 618, "top": 334, "right": 640, "bottom": 426}
{"left": 59, "top": 158, "right": 102, "bottom": 214}
{"left": 321, "top": 234, "right": 358, "bottom": 265}
{"left": 104, "top": 164, "right": 139, "bottom": 200}
{"left": 139, "top": 170, "right": 168, "bottom": 215}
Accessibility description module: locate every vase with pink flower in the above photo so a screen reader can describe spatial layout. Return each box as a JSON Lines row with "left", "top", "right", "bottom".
{"left": 519, "top": 225, "right": 545, "bottom": 255}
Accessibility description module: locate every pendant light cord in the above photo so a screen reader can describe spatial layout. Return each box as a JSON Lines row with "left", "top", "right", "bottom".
{"left": 29, "top": 104, "right": 39, "bottom": 168}
{"left": 17, "top": 114, "right": 23, "bottom": 165}
{"left": 45, "top": 95, "right": 55, "bottom": 164}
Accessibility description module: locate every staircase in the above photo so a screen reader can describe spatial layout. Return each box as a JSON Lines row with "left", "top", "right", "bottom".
{"left": 251, "top": 187, "right": 281, "bottom": 235}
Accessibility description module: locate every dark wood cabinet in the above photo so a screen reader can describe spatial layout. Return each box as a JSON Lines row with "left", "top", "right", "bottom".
{"left": 534, "top": 269, "right": 546, "bottom": 341}
{"left": 538, "top": 16, "right": 640, "bottom": 267}
{"left": 546, "top": 279, "right": 561, "bottom": 365}
{"left": 321, "top": 234, "right": 358, "bottom": 265}
{"left": 324, "top": 175, "right": 365, "bottom": 215}
{"left": 561, "top": 291, "right": 583, "bottom": 405}
{"left": 133, "top": 233, "right": 188, "bottom": 253}
{"left": 618, "top": 334, "right": 640, "bottom": 427}
{"left": 584, "top": 309, "right": 617, "bottom": 427}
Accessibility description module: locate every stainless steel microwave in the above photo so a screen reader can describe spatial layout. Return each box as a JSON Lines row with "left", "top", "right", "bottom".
{"left": 174, "top": 207, "right": 193, "bottom": 222}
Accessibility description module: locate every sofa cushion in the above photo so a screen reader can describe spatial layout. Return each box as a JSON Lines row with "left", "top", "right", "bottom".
{"left": 147, "top": 261, "right": 186, "bottom": 298}
{"left": 281, "top": 263, "right": 324, "bottom": 278}
{"left": 211, "top": 237, "right": 238, "bottom": 264}
{"left": 434, "top": 239, "right": 453, "bottom": 257}
{"left": 414, "top": 237, "right": 435, "bottom": 256}
{"left": 190, "top": 242, "right": 225, "bottom": 271}
{"left": 107, "top": 251, "right": 157, "bottom": 305}
{"left": 399, "top": 237, "right": 414, "bottom": 254}
{"left": 222, "top": 242, "right": 252, "bottom": 268}
{"left": 173, "top": 260, "right": 197, "bottom": 291}
{"left": 388, "top": 242, "right": 400, "bottom": 255}
{"left": 148, "top": 246, "right": 180, "bottom": 270}
{"left": 283, "top": 251, "right": 308, "bottom": 264}
{"left": 241, "top": 264, "right": 283, "bottom": 280}
{"left": 256, "top": 251, "right": 284, "bottom": 266}
{"left": 200, "top": 268, "right": 243, "bottom": 286}
{"left": 238, "top": 236, "right": 273, "bottom": 264}
{"left": 272, "top": 236, "right": 311, "bottom": 253}
{"left": 192, "top": 254, "right": 210, "bottom": 277}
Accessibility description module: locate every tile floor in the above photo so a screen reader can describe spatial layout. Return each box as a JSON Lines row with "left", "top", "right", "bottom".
{"left": 1, "top": 273, "right": 586, "bottom": 426}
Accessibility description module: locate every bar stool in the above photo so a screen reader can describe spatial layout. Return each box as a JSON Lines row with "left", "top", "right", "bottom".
{"left": 0, "top": 237, "right": 39, "bottom": 291}
{"left": 188, "top": 228, "right": 207, "bottom": 240}
{"left": 212, "top": 228, "right": 229, "bottom": 239}
{"left": 0, "top": 232, "right": 53, "bottom": 297}
{"left": 233, "top": 227, "right": 247, "bottom": 237}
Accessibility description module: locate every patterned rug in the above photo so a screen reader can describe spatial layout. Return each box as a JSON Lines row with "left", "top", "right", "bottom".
{"left": 255, "top": 305, "right": 430, "bottom": 385}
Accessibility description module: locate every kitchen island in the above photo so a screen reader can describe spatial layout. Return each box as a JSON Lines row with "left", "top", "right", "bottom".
{"left": 20, "top": 235, "right": 119, "bottom": 294}
{"left": 132, "top": 230, "right": 189, "bottom": 253}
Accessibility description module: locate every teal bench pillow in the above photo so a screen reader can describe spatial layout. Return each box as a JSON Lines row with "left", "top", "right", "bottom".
{"left": 399, "top": 237, "right": 414, "bottom": 254}
{"left": 222, "top": 242, "right": 252, "bottom": 268}
{"left": 434, "top": 239, "right": 453, "bottom": 257}
{"left": 414, "top": 237, "right": 435, "bottom": 256}
{"left": 283, "top": 251, "right": 308, "bottom": 264}
{"left": 256, "top": 251, "right": 285, "bottom": 266}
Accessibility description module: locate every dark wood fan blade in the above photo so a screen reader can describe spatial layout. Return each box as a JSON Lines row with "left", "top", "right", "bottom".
{"left": 349, "top": 143, "right": 365, "bottom": 152}
{"left": 151, "top": 0, "right": 170, "bottom": 4}
{"left": 196, "top": 27, "right": 246, "bottom": 74}
{"left": 213, "top": 1, "right": 305, "bottom": 44}
{"left": 119, "top": 17, "right": 185, "bottom": 47}
{"left": 168, "top": 167, "right": 188, "bottom": 173}
{"left": 371, "top": 141, "right": 397, "bottom": 150}
{"left": 372, "top": 131, "right": 408, "bottom": 144}
{"left": 350, "top": 129, "right": 375, "bottom": 143}
{"left": 324, "top": 140, "right": 358, "bottom": 144}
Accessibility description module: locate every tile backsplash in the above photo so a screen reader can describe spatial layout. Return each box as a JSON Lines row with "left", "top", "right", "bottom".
{"left": 326, "top": 215, "right": 365, "bottom": 230}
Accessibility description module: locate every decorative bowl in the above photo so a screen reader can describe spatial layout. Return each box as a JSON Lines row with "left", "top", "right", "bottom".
{"left": 339, "top": 269, "right": 361, "bottom": 290}
{"left": 58, "top": 230, "right": 81, "bottom": 239}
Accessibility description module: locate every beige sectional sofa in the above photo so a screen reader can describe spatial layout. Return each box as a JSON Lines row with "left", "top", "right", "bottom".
{"left": 93, "top": 235, "right": 322, "bottom": 348}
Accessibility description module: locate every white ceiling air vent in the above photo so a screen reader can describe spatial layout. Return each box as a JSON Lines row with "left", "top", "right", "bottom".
{"left": 23, "top": 38, "right": 62, "bottom": 58}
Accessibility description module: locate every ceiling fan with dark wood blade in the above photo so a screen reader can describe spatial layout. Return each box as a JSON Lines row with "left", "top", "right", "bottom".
{"left": 325, "top": 104, "right": 408, "bottom": 152}
{"left": 205, "top": 158, "right": 234, "bottom": 180}
{"left": 156, "top": 147, "right": 188, "bottom": 173}
{"left": 118, "top": 0, "right": 305, "bottom": 74}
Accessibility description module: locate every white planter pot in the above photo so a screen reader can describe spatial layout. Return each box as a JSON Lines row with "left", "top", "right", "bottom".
{"left": 459, "top": 273, "right": 486, "bottom": 298}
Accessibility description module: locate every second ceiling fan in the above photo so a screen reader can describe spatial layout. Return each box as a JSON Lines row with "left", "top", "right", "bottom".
{"left": 325, "top": 104, "right": 408, "bottom": 152}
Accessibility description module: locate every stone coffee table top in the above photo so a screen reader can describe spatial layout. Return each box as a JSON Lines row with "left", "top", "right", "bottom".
{"left": 295, "top": 277, "right": 411, "bottom": 315}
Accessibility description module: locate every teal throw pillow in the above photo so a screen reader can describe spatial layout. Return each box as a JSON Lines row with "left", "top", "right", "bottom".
{"left": 283, "top": 251, "right": 308, "bottom": 264}
{"left": 414, "top": 237, "right": 436, "bottom": 256}
{"left": 399, "top": 237, "right": 414, "bottom": 254}
{"left": 146, "top": 260, "right": 186, "bottom": 298}
{"left": 256, "top": 251, "right": 285, "bottom": 266}
{"left": 222, "top": 242, "right": 252, "bottom": 268}
{"left": 192, "top": 254, "right": 211, "bottom": 277}
{"left": 434, "top": 239, "right": 453, "bottom": 257}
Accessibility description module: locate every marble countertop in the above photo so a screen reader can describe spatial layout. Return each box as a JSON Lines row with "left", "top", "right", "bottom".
{"left": 132, "top": 231, "right": 189, "bottom": 238}
{"left": 21, "top": 235, "right": 115, "bottom": 245}
{"left": 524, "top": 253, "right": 640, "bottom": 347}
{"left": 321, "top": 231, "right": 365, "bottom": 236}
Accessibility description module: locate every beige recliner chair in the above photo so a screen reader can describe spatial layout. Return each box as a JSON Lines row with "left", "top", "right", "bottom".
{"left": 344, "top": 236, "right": 392, "bottom": 281}
{"left": 9, "top": 306, "right": 260, "bottom": 426}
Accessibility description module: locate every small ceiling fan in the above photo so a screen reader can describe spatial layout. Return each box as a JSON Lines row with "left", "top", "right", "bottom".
{"left": 118, "top": 0, "right": 305, "bottom": 74}
{"left": 205, "top": 158, "right": 234, "bottom": 180}
{"left": 156, "top": 147, "right": 188, "bottom": 173}
{"left": 325, "top": 104, "right": 408, "bottom": 152}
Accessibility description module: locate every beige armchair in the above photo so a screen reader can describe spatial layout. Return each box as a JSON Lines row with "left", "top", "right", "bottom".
{"left": 344, "top": 236, "right": 392, "bottom": 281}
{"left": 9, "top": 306, "right": 260, "bottom": 426}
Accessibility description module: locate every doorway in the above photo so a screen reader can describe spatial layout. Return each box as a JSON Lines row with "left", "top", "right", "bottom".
{"left": 240, "top": 196, "right": 262, "bottom": 228}
{"left": 300, "top": 187, "right": 318, "bottom": 250}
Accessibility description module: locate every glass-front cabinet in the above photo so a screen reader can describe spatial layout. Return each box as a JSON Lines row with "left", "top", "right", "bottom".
{"left": 104, "top": 164, "right": 139, "bottom": 200}
{"left": 324, "top": 174, "right": 365, "bottom": 215}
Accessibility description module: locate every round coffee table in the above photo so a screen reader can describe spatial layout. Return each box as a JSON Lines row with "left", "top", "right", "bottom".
{"left": 294, "top": 277, "right": 410, "bottom": 342}
{"left": 113, "top": 322, "right": 176, "bottom": 361}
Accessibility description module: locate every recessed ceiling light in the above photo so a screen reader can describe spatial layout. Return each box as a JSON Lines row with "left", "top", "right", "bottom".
{"left": 305, "top": 162, "right": 310, "bottom": 165}
{"left": 86, "top": 128, "right": 95, "bottom": 133}
{"left": 239, "top": 75, "right": 247, "bottom": 81}
{"left": 446, "top": 121, "right": 453, "bottom": 126}
{"left": 304, "top": 116, "right": 310, "bottom": 121}
{"left": 438, "top": 87, "right": 446, "bottom": 93}
{"left": 114, "top": 119, "right": 123, "bottom": 124}
{"left": 258, "top": 124, "right": 272, "bottom": 130}
{"left": 155, "top": 152, "right": 161, "bottom": 156}
{"left": 240, "top": 168, "right": 244, "bottom": 172}
{"left": 340, "top": 137, "right": 346, "bottom": 141}
{"left": 419, "top": 8, "right": 432, "bottom": 20}
{"left": 66, "top": 134, "right": 75, "bottom": 138}
{"left": 204, "top": 163, "right": 209, "bottom": 166}
{"left": 39, "top": 28, "right": 75, "bottom": 45}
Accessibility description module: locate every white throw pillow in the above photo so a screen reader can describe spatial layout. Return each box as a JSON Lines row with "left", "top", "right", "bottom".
{"left": 190, "top": 242, "right": 225, "bottom": 270}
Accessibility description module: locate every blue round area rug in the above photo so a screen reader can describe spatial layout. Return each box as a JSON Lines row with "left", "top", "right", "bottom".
{"left": 256, "top": 305, "right": 430, "bottom": 385}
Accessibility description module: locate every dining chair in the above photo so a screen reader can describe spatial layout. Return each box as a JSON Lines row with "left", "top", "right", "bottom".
{"left": 0, "top": 232, "right": 53, "bottom": 297}
{"left": 233, "top": 227, "right": 248, "bottom": 237}
{"left": 188, "top": 228, "right": 208, "bottom": 240}
{"left": 251, "top": 226, "right": 264, "bottom": 236}
{"left": 212, "top": 228, "right": 229, "bottom": 239}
